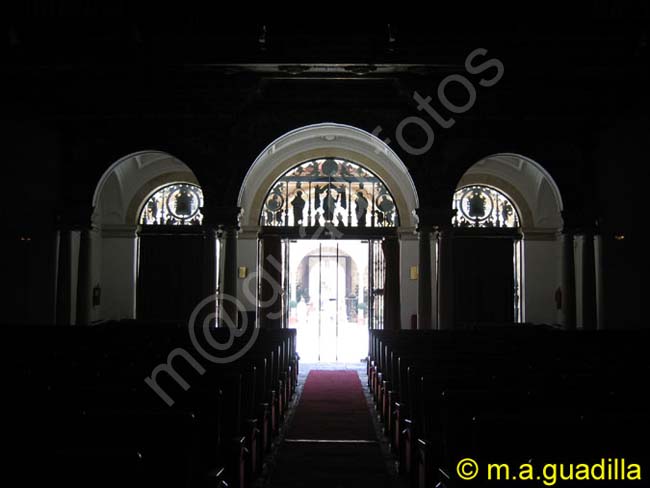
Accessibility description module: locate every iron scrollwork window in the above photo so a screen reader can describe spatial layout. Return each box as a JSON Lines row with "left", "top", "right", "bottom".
{"left": 261, "top": 158, "right": 399, "bottom": 228}
{"left": 139, "top": 183, "right": 204, "bottom": 226}
{"left": 452, "top": 185, "right": 520, "bottom": 228}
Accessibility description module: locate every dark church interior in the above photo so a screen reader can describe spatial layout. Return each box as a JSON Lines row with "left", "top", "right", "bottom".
{"left": 2, "top": 5, "right": 649, "bottom": 488}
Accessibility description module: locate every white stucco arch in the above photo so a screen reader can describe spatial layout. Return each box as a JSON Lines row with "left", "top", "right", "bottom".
{"left": 91, "top": 150, "right": 202, "bottom": 322}
{"left": 455, "top": 153, "right": 565, "bottom": 326}
{"left": 236, "top": 124, "right": 421, "bottom": 329}
{"left": 93, "top": 150, "right": 200, "bottom": 228}
{"left": 457, "top": 153, "right": 564, "bottom": 232}
{"left": 237, "top": 123, "right": 420, "bottom": 230}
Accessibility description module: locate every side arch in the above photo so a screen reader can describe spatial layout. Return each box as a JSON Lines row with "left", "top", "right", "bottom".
{"left": 93, "top": 150, "right": 200, "bottom": 228}
{"left": 454, "top": 153, "right": 565, "bottom": 326}
{"left": 456, "top": 153, "right": 564, "bottom": 232}
{"left": 91, "top": 150, "right": 203, "bottom": 322}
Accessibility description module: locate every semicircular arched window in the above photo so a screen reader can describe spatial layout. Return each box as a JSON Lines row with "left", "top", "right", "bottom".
{"left": 139, "top": 183, "right": 204, "bottom": 226}
{"left": 452, "top": 185, "right": 520, "bottom": 228}
{"left": 260, "top": 158, "right": 399, "bottom": 228}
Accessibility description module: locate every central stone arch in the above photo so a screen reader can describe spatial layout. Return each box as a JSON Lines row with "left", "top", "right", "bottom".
{"left": 238, "top": 123, "right": 419, "bottom": 231}
{"left": 236, "top": 123, "right": 421, "bottom": 330}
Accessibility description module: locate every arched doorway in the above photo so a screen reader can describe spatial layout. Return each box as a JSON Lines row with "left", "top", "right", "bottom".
{"left": 288, "top": 241, "right": 368, "bottom": 362}
{"left": 135, "top": 182, "right": 211, "bottom": 322}
{"left": 453, "top": 153, "right": 564, "bottom": 325}
{"left": 238, "top": 124, "right": 419, "bottom": 361}
{"left": 261, "top": 156, "right": 400, "bottom": 361}
{"left": 451, "top": 184, "right": 523, "bottom": 323}
{"left": 92, "top": 150, "right": 212, "bottom": 323}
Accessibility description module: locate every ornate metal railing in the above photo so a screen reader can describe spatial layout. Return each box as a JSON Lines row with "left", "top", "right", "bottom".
{"left": 452, "top": 185, "right": 519, "bottom": 229}
{"left": 260, "top": 158, "right": 399, "bottom": 228}
{"left": 140, "top": 183, "right": 204, "bottom": 226}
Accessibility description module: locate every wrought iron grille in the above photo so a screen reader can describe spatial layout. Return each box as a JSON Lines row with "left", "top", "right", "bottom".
{"left": 260, "top": 158, "right": 399, "bottom": 228}
{"left": 139, "top": 183, "right": 204, "bottom": 226}
{"left": 452, "top": 185, "right": 520, "bottom": 228}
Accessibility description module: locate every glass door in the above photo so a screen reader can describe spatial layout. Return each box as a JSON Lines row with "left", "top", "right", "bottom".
{"left": 317, "top": 248, "right": 340, "bottom": 361}
{"left": 287, "top": 240, "right": 372, "bottom": 362}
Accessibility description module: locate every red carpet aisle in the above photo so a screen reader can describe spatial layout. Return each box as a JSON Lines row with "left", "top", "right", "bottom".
{"left": 287, "top": 370, "right": 376, "bottom": 441}
{"left": 267, "top": 370, "right": 396, "bottom": 488}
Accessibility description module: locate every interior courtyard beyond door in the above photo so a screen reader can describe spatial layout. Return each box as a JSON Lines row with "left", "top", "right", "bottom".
{"left": 286, "top": 239, "right": 379, "bottom": 362}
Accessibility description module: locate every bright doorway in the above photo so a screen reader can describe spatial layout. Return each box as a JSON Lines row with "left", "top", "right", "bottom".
{"left": 285, "top": 239, "right": 382, "bottom": 362}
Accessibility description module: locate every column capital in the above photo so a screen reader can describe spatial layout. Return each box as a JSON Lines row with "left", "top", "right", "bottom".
{"left": 238, "top": 225, "right": 260, "bottom": 239}
{"left": 561, "top": 209, "right": 599, "bottom": 235}
{"left": 201, "top": 204, "right": 242, "bottom": 229}
{"left": 520, "top": 228, "right": 560, "bottom": 241}
{"left": 100, "top": 224, "right": 138, "bottom": 238}
{"left": 436, "top": 226, "right": 456, "bottom": 238}
{"left": 202, "top": 226, "right": 219, "bottom": 239}
{"left": 415, "top": 207, "right": 455, "bottom": 230}
{"left": 382, "top": 233, "right": 401, "bottom": 242}
{"left": 56, "top": 203, "right": 95, "bottom": 231}
{"left": 397, "top": 226, "right": 418, "bottom": 240}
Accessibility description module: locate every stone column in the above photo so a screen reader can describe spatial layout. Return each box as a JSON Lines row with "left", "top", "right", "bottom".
{"left": 203, "top": 227, "right": 218, "bottom": 297}
{"left": 398, "top": 228, "right": 419, "bottom": 330}
{"left": 436, "top": 226, "right": 454, "bottom": 330}
{"left": 56, "top": 229, "right": 73, "bottom": 324}
{"left": 200, "top": 226, "right": 219, "bottom": 327}
{"left": 581, "top": 230, "right": 597, "bottom": 330}
{"left": 595, "top": 232, "right": 606, "bottom": 330}
{"left": 75, "top": 228, "right": 93, "bottom": 325}
{"left": 221, "top": 225, "right": 239, "bottom": 327}
{"left": 417, "top": 225, "right": 433, "bottom": 329}
{"left": 259, "top": 233, "right": 283, "bottom": 328}
{"left": 382, "top": 236, "right": 401, "bottom": 330}
{"left": 100, "top": 225, "right": 138, "bottom": 321}
{"left": 560, "top": 230, "right": 577, "bottom": 330}
{"left": 203, "top": 205, "right": 241, "bottom": 327}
